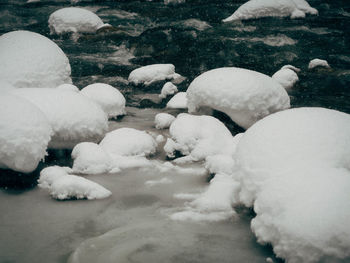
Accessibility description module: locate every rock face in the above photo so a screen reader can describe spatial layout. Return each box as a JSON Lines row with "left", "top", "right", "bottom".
{"left": 0, "top": 30, "right": 71, "bottom": 90}
{"left": 187, "top": 67, "right": 290, "bottom": 129}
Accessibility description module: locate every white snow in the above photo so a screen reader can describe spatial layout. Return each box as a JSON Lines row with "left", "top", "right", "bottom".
{"left": 0, "top": 30, "right": 71, "bottom": 89}
{"left": 80, "top": 83, "right": 126, "bottom": 118}
{"left": 308, "top": 58, "right": 331, "bottom": 69}
{"left": 11, "top": 88, "right": 108, "bottom": 149}
{"left": 272, "top": 65, "right": 300, "bottom": 90}
{"left": 38, "top": 166, "right": 112, "bottom": 200}
{"left": 0, "top": 93, "right": 52, "bottom": 173}
{"left": 145, "top": 177, "right": 173, "bottom": 187}
{"left": 187, "top": 67, "right": 290, "bottom": 129}
{"left": 223, "top": 0, "right": 318, "bottom": 22}
{"left": 159, "top": 82, "right": 178, "bottom": 99}
{"left": 154, "top": 113, "right": 175, "bottom": 129}
{"left": 128, "top": 64, "right": 182, "bottom": 86}
{"left": 166, "top": 92, "right": 188, "bottom": 109}
{"left": 56, "top": 83, "right": 79, "bottom": 92}
{"left": 49, "top": 7, "right": 110, "bottom": 35}
{"left": 233, "top": 107, "right": 350, "bottom": 263}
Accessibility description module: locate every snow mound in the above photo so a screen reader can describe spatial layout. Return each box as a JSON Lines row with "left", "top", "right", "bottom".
{"left": 49, "top": 7, "right": 110, "bottom": 35}
{"left": 154, "top": 113, "right": 175, "bottom": 129}
{"left": 166, "top": 92, "right": 188, "bottom": 109}
{"left": 164, "top": 114, "right": 236, "bottom": 162}
{"left": 272, "top": 65, "right": 300, "bottom": 90}
{"left": 0, "top": 30, "right": 71, "bottom": 89}
{"left": 100, "top": 128, "right": 157, "bottom": 157}
{"left": 308, "top": 58, "right": 331, "bottom": 69}
{"left": 128, "top": 64, "right": 182, "bottom": 86}
{"left": 11, "top": 88, "right": 108, "bottom": 149}
{"left": 234, "top": 107, "right": 350, "bottom": 263}
{"left": 223, "top": 0, "right": 318, "bottom": 22}
{"left": 57, "top": 83, "right": 79, "bottom": 92}
{"left": 159, "top": 82, "right": 178, "bottom": 99}
{"left": 80, "top": 83, "right": 126, "bottom": 118}
{"left": 38, "top": 166, "right": 111, "bottom": 200}
{"left": 0, "top": 93, "right": 52, "bottom": 173}
{"left": 187, "top": 67, "right": 290, "bottom": 129}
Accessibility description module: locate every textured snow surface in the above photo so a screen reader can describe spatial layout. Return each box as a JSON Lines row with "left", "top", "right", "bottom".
{"left": 57, "top": 83, "right": 79, "bottom": 92}
{"left": 187, "top": 67, "right": 290, "bottom": 129}
{"left": 80, "top": 83, "right": 126, "bottom": 118}
{"left": 154, "top": 113, "right": 175, "bottom": 129}
{"left": 128, "top": 64, "right": 181, "bottom": 86}
{"left": 11, "top": 88, "right": 108, "bottom": 149}
{"left": 223, "top": 0, "right": 318, "bottom": 22}
{"left": 234, "top": 107, "right": 350, "bottom": 263}
{"left": 0, "top": 93, "right": 52, "bottom": 173}
{"left": 166, "top": 92, "right": 188, "bottom": 109}
{"left": 0, "top": 30, "right": 71, "bottom": 89}
{"left": 308, "top": 58, "right": 331, "bottom": 69}
{"left": 272, "top": 65, "right": 300, "bottom": 90}
{"left": 159, "top": 82, "right": 178, "bottom": 99}
{"left": 38, "top": 166, "right": 111, "bottom": 200}
{"left": 49, "top": 7, "right": 108, "bottom": 34}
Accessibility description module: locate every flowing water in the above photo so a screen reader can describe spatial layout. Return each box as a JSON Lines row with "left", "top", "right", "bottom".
{"left": 0, "top": 0, "right": 349, "bottom": 262}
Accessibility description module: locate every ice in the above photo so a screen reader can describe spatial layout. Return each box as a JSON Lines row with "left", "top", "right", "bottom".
{"left": 272, "top": 65, "right": 300, "bottom": 90}
{"left": 49, "top": 7, "right": 111, "bottom": 35}
{"left": 308, "top": 58, "right": 331, "bottom": 69}
{"left": 187, "top": 67, "right": 290, "bottom": 129}
{"left": 0, "top": 93, "right": 52, "bottom": 173}
{"left": 80, "top": 83, "right": 126, "bottom": 119}
{"left": 11, "top": 88, "right": 108, "bottom": 149}
{"left": 166, "top": 92, "right": 188, "bottom": 109}
{"left": 0, "top": 30, "right": 71, "bottom": 89}
{"left": 159, "top": 82, "right": 178, "bottom": 99}
{"left": 154, "top": 113, "right": 175, "bottom": 129}
{"left": 223, "top": 0, "right": 318, "bottom": 22}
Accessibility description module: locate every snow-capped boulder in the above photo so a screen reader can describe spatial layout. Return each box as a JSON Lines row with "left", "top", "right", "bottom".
{"left": 38, "top": 166, "right": 112, "bottom": 200}
{"left": 11, "top": 88, "right": 108, "bottom": 149}
{"left": 0, "top": 30, "right": 71, "bottom": 89}
{"left": 166, "top": 92, "right": 188, "bottom": 109}
{"left": 164, "top": 114, "right": 236, "bottom": 162}
{"left": 49, "top": 7, "right": 111, "bottom": 35}
{"left": 223, "top": 0, "right": 318, "bottom": 22}
{"left": 154, "top": 113, "right": 175, "bottom": 129}
{"left": 187, "top": 67, "right": 290, "bottom": 129}
{"left": 159, "top": 82, "right": 178, "bottom": 99}
{"left": 80, "top": 83, "right": 126, "bottom": 119}
{"left": 128, "top": 64, "right": 182, "bottom": 86}
{"left": 56, "top": 83, "right": 79, "bottom": 92}
{"left": 0, "top": 93, "right": 52, "bottom": 173}
{"left": 234, "top": 107, "right": 350, "bottom": 263}
{"left": 308, "top": 58, "right": 331, "bottom": 70}
{"left": 272, "top": 65, "right": 300, "bottom": 90}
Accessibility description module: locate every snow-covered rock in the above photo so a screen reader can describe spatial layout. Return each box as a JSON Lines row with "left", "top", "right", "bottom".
{"left": 0, "top": 30, "right": 71, "bottom": 89}
{"left": 128, "top": 64, "right": 182, "bottom": 86}
{"left": 223, "top": 0, "right": 318, "bottom": 22}
{"left": 38, "top": 166, "right": 111, "bottom": 200}
{"left": 49, "top": 7, "right": 110, "bottom": 35}
{"left": 154, "top": 113, "right": 175, "bottom": 129}
{"left": 166, "top": 92, "right": 188, "bottom": 109}
{"left": 0, "top": 93, "right": 52, "bottom": 173}
{"left": 308, "top": 58, "right": 331, "bottom": 70}
{"left": 80, "top": 83, "right": 126, "bottom": 118}
{"left": 272, "top": 65, "right": 300, "bottom": 90}
{"left": 11, "top": 88, "right": 108, "bottom": 149}
{"left": 159, "top": 82, "right": 178, "bottom": 99}
{"left": 164, "top": 114, "right": 236, "bottom": 162}
{"left": 187, "top": 67, "right": 290, "bottom": 129}
{"left": 233, "top": 107, "right": 350, "bottom": 263}
{"left": 56, "top": 83, "right": 79, "bottom": 92}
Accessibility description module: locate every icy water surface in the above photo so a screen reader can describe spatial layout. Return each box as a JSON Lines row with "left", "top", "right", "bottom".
{"left": 0, "top": 0, "right": 349, "bottom": 262}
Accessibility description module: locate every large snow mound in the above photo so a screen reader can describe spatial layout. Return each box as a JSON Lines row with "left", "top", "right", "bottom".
{"left": 164, "top": 114, "right": 236, "bottom": 162}
{"left": 272, "top": 65, "right": 300, "bottom": 90}
{"left": 154, "top": 113, "right": 175, "bottom": 129}
{"left": 166, "top": 92, "right": 188, "bottom": 109}
{"left": 234, "top": 107, "right": 350, "bottom": 263}
{"left": 128, "top": 64, "right": 182, "bottom": 86}
{"left": 0, "top": 93, "right": 52, "bottom": 173}
{"left": 49, "top": 7, "right": 109, "bottom": 35}
{"left": 159, "top": 82, "right": 178, "bottom": 99}
{"left": 38, "top": 166, "right": 112, "bottom": 200}
{"left": 0, "top": 30, "right": 71, "bottom": 89}
{"left": 187, "top": 67, "right": 290, "bottom": 129}
{"left": 80, "top": 83, "right": 126, "bottom": 118}
{"left": 11, "top": 88, "right": 108, "bottom": 149}
{"left": 223, "top": 0, "right": 318, "bottom": 22}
